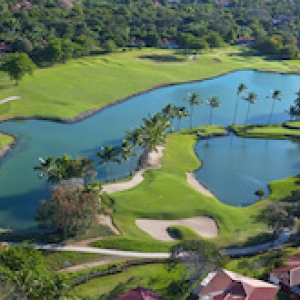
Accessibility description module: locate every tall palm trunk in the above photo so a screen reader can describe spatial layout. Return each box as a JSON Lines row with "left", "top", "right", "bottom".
{"left": 268, "top": 100, "right": 276, "bottom": 125}
{"left": 232, "top": 95, "right": 240, "bottom": 125}
{"left": 245, "top": 102, "right": 251, "bottom": 125}
{"left": 189, "top": 104, "right": 193, "bottom": 128}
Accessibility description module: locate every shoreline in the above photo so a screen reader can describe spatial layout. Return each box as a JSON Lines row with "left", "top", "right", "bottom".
{"left": 0, "top": 67, "right": 294, "bottom": 127}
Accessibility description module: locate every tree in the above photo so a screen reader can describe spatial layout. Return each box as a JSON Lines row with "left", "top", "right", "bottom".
{"left": 132, "top": 113, "right": 171, "bottom": 168}
{"left": 119, "top": 139, "right": 136, "bottom": 176}
{"left": 36, "top": 185, "right": 100, "bottom": 239}
{"left": 204, "top": 31, "right": 224, "bottom": 48}
{"left": 0, "top": 244, "right": 69, "bottom": 299}
{"left": 162, "top": 103, "right": 178, "bottom": 131}
{"left": 185, "top": 92, "right": 202, "bottom": 128}
{"left": 34, "top": 155, "right": 95, "bottom": 184}
{"left": 1, "top": 52, "right": 35, "bottom": 85}
{"left": 255, "top": 188, "right": 265, "bottom": 200}
{"left": 286, "top": 105, "right": 298, "bottom": 121}
{"left": 102, "top": 39, "right": 117, "bottom": 53}
{"left": 243, "top": 92, "right": 258, "bottom": 125}
{"left": 288, "top": 90, "right": 300, "bottom": 119}
{"left": 258, "top": 202, "right": 295, "bottom": 236}
{"left": 175, "top": 106, "right": 189, "bottom": 130}
{"left": 267, "top": 89, "right": 282, "bottom": 125}
{"left": 96, "top": 145, "right": 120, "bottom": 182}
{"left": 206, "top": 96, "right": 221, "bottom": 125}
{"left": 232, "top": 83, "right": 247, "bottom": 125}
{"left": 168, "top": 240, "right": 226, "bottom": 297}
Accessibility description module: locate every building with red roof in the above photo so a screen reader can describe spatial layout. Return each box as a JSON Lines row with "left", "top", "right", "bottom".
{"left": 270, "top": 261, "right": 300, "bottom": 299}
{"left": 115, "top": 286, "right": 166, "bottom": 300}
{"left": 198, "top": 269, "right": 279, "bottom": 299}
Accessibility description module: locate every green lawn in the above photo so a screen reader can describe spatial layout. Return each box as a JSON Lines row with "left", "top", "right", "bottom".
{"left": 231, "top": 123, "right": 300, "bottom": 139}
{"left": 1, "top": 47, "right": 300, "bottom": 246}
{"left": 0, "top": 132, "right": 14, "bottom": 148}
{"left": 99, "top": 126, "right": 270, "bottom": 249}
{"left": 0, "top": 47, "right": 298, "bottom": 122}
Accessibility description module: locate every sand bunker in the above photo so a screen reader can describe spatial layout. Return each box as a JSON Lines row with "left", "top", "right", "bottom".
{"left": 136, "top": 216, "right": 218, "bottom": 241}
{"left": 103, "top": 146, "right": 164, "bottom": 194}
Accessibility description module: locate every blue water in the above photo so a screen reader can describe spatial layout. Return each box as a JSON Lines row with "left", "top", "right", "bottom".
{"left": 0, "top": 70, "right": 300, "bottom": 230}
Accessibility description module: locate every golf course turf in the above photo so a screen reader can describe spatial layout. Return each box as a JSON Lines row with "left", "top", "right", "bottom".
{"left": 1, "top": 47, "right": 300, "bottom": 248}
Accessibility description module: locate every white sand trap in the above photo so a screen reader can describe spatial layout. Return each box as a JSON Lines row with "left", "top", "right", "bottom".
{"left": 136, "top": 216, "right": 218, "bottom": 241}
{"left": 186, "top": 172, "right": 215, "bottom": 197}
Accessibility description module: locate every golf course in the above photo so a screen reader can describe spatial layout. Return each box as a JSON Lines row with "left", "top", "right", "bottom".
{"left": 1, "top": 46, "right": 300, "bottom": 250}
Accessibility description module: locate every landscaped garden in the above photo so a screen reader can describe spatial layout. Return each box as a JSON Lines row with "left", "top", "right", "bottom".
{"left": 1, "top": 47, "right": 300, "bottom": 244}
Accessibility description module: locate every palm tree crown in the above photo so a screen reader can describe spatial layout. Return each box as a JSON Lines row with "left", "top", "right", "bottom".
{"left": 267, "top": 89, "right": 282, "bottom": 125}
{"left": 206, "top": 96, "right": 221, "bottom": 125}
{"left": 185, "top": 92, "right": 203, "bottom": 128}
{"left": 243, "top": 92, "right": 258, "bottom": 125}
{"left": 232, "top": 83, "right": 247, "bottom": 125}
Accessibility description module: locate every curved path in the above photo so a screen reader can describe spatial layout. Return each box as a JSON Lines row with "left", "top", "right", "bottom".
{"left": 3, "top": 229, "right": 292, "bottom": 261}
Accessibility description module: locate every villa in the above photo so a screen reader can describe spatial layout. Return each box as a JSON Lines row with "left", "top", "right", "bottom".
{"left": 198, "top": 269, "right": 279, "bottom": 299}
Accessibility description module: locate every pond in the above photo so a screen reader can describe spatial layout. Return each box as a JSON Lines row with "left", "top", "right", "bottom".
{"left": 0, "top": 70, "right": 300, "bottom": 230}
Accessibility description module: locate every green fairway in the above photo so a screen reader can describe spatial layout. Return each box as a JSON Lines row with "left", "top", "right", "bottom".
{"left": 0, "top": 47, "right": 299, "bottom": 122}
{"left": 0, "top": 132, "right": 14, "bottom": 148}
{"left": 100, "top": 126, "right": 270, "bottom": 248}
{"left": 231, "top": 123, "right": 300, "bottom": 139}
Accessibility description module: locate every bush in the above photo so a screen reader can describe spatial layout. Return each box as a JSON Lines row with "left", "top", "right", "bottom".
{"left": 167, "top": 225, "right": 200, "bottom": 240}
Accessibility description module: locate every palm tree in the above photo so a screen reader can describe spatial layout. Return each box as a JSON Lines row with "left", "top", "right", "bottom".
{"left": 119, "top": 139, "right": 136, "bottom": 176}
{"left": 162, "top": 103, "right": 178, "bottom": 131}
{"left": 243, "top": 92, "right": 258, "bottom": 125}
{"left": 34, "top": 156, "right": 55, "bottom": 180}
{"left": 206, "top": 96, "right": 221, "bottom": 125}
{"left": 185, "top": 92, "right": 202, "bottom": 128}
{"left": 286, "top": 106, "right": 297, "bottom": 121}
{"left": 175, "top": 106, "right": 189, "bottom": 130}
{"left": 138, "top": 113, "right": 171, "bottom": 167}
{"left": 232, "top": 83, "right": 247, "bottom": 125}
{"left": 96, "top": 145, "right": 120, "bottom": 182}
{"left": 267, "top": 90, "right": 282, "bottom": 125}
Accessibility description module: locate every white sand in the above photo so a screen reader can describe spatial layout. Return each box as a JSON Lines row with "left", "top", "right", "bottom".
{"left": 102, "top": 146, "right": 164, "bottom": 194}
{"left": 136, "top": 217, "right": 218, "bottom": 241}
{"left": 186, "top": 172, "right": 214, "bottom": 197}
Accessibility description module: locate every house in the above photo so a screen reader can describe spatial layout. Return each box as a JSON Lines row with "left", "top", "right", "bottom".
{"left": 198, "top": 269, "right": 279, "bottom": 299}
{"left": 235, "top": 36, "right": 255, "bottom": 46}
{"left": 270, "top": 257, "right": 300, "bottom": 299}
{"left": 158, "top": 38, "right": 179, "bottom": 49}
{"left": 115, "top": 286, "right": 166, "bottom": 300}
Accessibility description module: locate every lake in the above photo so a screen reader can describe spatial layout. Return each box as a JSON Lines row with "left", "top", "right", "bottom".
{"left": 0, "top": 70, "right": 300, "bottom": 230}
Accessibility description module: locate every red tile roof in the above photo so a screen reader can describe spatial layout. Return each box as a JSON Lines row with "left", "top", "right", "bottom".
{"left": 116, "top": 287, "right": 166, "bottom": 300}
{"left": 270, "top": 264, "right": 300, "bottom": 287}
{"left": 199, "top": 269, "right": 279, "bottom": 300}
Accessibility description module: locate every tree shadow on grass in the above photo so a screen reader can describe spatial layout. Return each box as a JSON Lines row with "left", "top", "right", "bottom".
{"left": 138, "top": 55, "right": 185, "bottom": 63}
{"left": 227, "top": 231, "right": 275, "bottom": 249}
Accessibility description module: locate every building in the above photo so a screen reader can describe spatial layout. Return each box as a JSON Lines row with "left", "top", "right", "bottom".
{"left": 270, "top": 254, "right": 300, "bottom": 299}
{"left": 198, "top": 269, "right": 279, "bottom": 299}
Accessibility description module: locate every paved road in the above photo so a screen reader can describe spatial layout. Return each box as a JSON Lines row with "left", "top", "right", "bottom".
{"left": 35, "top": 243, "right": 170, "bottom": 259}
{"left": 3, "top": 229, "right": 293, "bottom": 260}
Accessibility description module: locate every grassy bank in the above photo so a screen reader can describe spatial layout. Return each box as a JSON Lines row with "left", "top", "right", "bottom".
{"left": 0, "top": 132, "right": 14, "bottom": 147}
{"left": 0, "top": 47, "right": 299, "bottom": 121}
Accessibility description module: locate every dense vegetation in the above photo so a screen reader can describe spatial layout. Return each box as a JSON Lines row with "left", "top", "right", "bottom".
{"left": 1, "top": 0, "right": 300, "bottom": 72}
